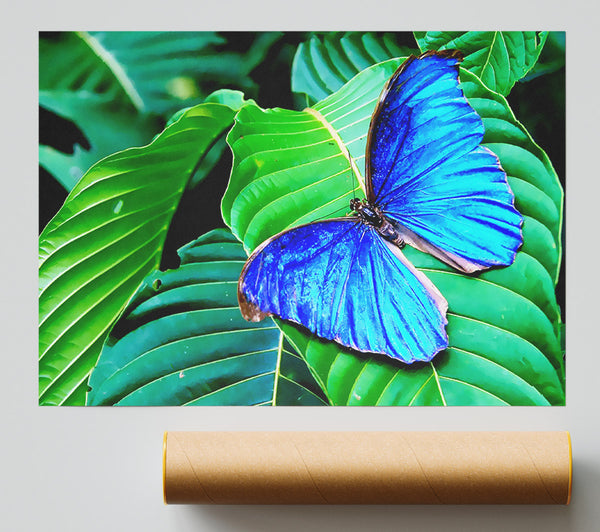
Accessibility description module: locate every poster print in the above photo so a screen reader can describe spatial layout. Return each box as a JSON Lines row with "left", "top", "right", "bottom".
{"left": 39, "top": 31, "right": 565, "bottom": 406}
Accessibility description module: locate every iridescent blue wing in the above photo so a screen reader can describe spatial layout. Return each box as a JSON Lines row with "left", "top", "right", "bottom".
{"left": 366, "top": 51, "right": 523, "bottom": 273}
{"left": 238, "top": 219, "right": 448, "bottom": 364}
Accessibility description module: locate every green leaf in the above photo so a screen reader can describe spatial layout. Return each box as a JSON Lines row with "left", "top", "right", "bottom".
{"left": 39, "top": 96, "right": 246, "bottom": 405}
{"left": 87, "top": 229, "right": 327, "bottom": 406}
{"left": 292, "top": 32, "right": 418, "bottom": 105}
{"left": 414, "top": 31, "right": 548, "bottom": 96}
{"left": 222, "top": 58, "right": 564, "bottom": 405}
{"left": 40, "top": 32, "right": 280, "bottom": 116}
{"left": 40, "top": 32, "right": 123, "bottom": 101}
{"left": 187, "top": 90, "right": 247, "bottom": 189}
{"left": 39, "top": 90, "right": 156, "bottom": 191}
{"left": 521, "top": 31, "right": 565, "bottom": 81}
{"left": 281, "top": 317, "right": 563, "bottom": 406}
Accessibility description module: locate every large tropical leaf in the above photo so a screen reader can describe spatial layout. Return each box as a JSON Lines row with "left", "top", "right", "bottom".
{"left": 521, "top": 31, "right": 565, "bottom": 81}
{"left": 222, "top": 58, "right": 564, "bottom": 405}
{"left": 292, "top": 32, "right": 418, "bottom": 105}
{"left": 39, "top": 90, "right": 155, "bottom": 191}
{"left": 87, "top": 229, "right": 327, "bottom": 406}
{"left": 39, "top": 92, "right": 248, "bottom": 405}
{"left": 414, "top": 31, "right": 548, "bottom": 96}
{"left": 40, "top": 31, "right": 279, "bottom": 116}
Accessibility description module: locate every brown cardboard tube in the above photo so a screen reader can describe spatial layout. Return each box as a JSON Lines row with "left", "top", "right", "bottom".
{"left": 163, "top": 431, "right": 572, "bottom": 505}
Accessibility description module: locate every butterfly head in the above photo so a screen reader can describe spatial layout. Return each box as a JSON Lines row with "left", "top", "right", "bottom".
{"left": 350, "top": 198, "right": 384, "bottom": 228}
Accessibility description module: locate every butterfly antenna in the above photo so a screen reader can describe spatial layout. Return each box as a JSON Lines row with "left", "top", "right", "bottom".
{"left": 311, "top": 206, "right": 350, "bottom": 223}
{"left": 306, "top": 184, "right": 361, "bottom": 224}
{"left": 303, "top": 146, "right": 361, "bottom": 224}
{"left": 351, "top": 161, "right": 358, "bottom": 201}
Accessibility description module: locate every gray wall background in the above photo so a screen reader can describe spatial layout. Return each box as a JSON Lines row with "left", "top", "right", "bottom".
{"left": 3, "top": 1, "right": 599, "bottom": 530}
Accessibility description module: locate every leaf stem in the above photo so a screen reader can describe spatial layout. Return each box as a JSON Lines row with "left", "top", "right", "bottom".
{"left": 272, "top": 332, "right": 284, "bottom": 406}
{"left": 430, "top": 363, "right": 447, "bottom": 406}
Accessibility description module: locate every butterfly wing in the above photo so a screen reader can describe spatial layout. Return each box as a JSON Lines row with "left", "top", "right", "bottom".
{"left": 366, "top": 51, "right": 523, "bottom": 273}
{"left": 238, "top": 219, "right": 448, "bottom": 364}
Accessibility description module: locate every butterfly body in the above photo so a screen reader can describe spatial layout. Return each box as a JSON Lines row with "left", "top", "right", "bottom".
{"left": 237, "top": 51, "right": 523, "bottom": 364}
{"left": 350, "top": 198, "right": 406, "bottom": 249}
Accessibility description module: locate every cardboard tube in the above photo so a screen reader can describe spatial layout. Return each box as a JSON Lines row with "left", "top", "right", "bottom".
{"left": 163, "top": 431, "right": 572, "bottom": 505}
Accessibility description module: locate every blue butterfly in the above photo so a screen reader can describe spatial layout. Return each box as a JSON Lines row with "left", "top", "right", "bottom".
{"left": 237, "top": 50, "right": 523, "bottom": 364}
